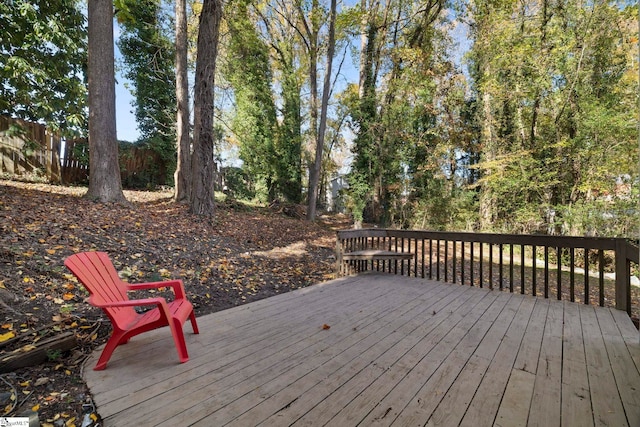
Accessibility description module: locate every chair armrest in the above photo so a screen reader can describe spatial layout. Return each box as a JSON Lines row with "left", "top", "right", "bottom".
{"left": 91, "top": 297, "right": 167, "bottom": 309}
{"left": 126, "top": 279, "right": 187, "bottom": 299}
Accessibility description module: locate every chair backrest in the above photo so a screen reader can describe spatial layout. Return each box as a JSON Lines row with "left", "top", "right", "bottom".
{"left": 65, "top": 252, "right": 137, "bottom": 328}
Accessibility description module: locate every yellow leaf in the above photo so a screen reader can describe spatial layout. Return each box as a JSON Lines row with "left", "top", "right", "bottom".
{"left": 90, "top": 413, "right": 98, "bottom": 421}
{"left": 21, "top": 344, "right": 36, "bottom": 352}
{"left": 0, "top": 280, "right": 5, "bottom": 288}
{"left": 63, "top": 293, "right": 75, "bottom": 301}
{"left": 46, "top": 249, "right": 56, "bottom": 255}
{"left": 0, "top": 331, "right": 15, "bottom": 342}
{"left": 23, "top": 276, "right": 34, "bottom": 283}
{"left": 20, "top": 381, "right": 30, "bottom": 387}
{"left": 90, "top": 333, "right": 98, "bottom": 341}
{"left": 1, "top": 323, "right": 12, "bottom": 329}
{"left": 32, "top": 404, "right": 40, "bottom": 412}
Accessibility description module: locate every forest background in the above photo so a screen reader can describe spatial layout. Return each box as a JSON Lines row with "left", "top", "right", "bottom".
{"left": 1, "top": 0, "right": 639, "bottom": 238}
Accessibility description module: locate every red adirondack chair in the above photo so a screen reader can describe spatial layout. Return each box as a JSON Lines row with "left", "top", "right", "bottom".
{"left": 64, "top": 251, "right": 199, "bottom": 370}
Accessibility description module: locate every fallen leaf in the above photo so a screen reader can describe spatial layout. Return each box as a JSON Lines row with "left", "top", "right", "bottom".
{"left": 0, "top": 331, "right": 15, "bottom": 342}
{"left": 322, "top": 324, "right": 331, "bottom": 330}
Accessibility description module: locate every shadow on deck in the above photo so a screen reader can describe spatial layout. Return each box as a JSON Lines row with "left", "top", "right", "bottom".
{"left": 83, "top": 273, "right": 640, "bottom": 426}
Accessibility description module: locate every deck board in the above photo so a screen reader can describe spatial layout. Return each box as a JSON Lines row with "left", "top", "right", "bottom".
{"left": 83, "top": 273, "right": 640, "bottom": 427}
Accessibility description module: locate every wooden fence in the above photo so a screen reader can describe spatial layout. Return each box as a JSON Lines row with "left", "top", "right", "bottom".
{"left": 337, "top": 228, "right": 640, "bottom": 318}
{"left": 0, "top": 116, "right": 62, "bottom": 181}
{"left": 0, "top": 117, "right": 168, "bottom": 186}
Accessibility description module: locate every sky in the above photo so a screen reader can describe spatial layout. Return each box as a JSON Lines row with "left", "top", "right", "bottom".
{"left": 113, "top": 22, "right": 141, "bottom": 143}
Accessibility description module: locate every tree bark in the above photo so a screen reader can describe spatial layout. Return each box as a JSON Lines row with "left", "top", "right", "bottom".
{"left": 307, "top": 0, "right": 336, "bottom": 221}
{"left": 299, "top": 0, "right": 319, "bottom": 219}
{"left": 190, "top": 0, "right": 222, "bottom": 216}
{"left": 191, "top": 0, "right": 222, "bottom": 216}
{"left": 85, "top": 0, "right": 125, "bottom": 203}
{"left": 174, "top": 0, "right": 191, "bottom": 203}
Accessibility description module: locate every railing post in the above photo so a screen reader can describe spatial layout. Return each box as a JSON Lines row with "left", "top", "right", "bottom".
{"left": 614, "top": 239, "right": 630, "bottom": 315}
{"left": 335, "top": 233, "right": 344, "bottom": 277}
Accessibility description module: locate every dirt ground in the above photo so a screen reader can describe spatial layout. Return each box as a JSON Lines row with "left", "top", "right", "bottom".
{"left": 0, "top": 179, "right": 349, "bottom": 425}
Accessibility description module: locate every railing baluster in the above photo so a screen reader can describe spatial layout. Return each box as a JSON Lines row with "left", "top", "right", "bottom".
{"left": 444, "top": 240, "right": 449, "bottom": 282}
{"left": 570, "top": 247, "right": 575, "bottom": 302}
{"left": 557, "top": 247, "right": 562, "bottom": 300}
{"left": 479, "top": 243, "right": 484, "bottom": 288}
{"left": 499, "top": 243, "right": 504, "bottom": 291}
{"left": 509, "top": 244, "right": 514, "bottom": 293}
{"left": 453, "top": 241, "right": 457, "bottom": 284}
{"left": 584, "top": 249, "right": 590, "bottom": 305}
{"left": 461, "top": 241, "right": 465, "bottom": 286}
{"left": 436, "top": 240, "right": 441, "bottom": 281}
{"left": 598, "top": 249, "right": 605, "bottom": 307}
{"left": 429, "top": 239, "right": 433, "bottom": 279}
{"left": 421, "top": 239, "right": 425, "bottom": 278}
{"left": 470, "top": 242, "right": 475, "bottom": 287}
{"left": 521, "top": 245, "right": 525, "bottom": 295}
{"left": 544, "top": 246, "right": 549, "bottom": 299}
{"left": 489, "top": 243, "right": 493, "bottom": 290}
{"left": 532, "top": 245, "right": 537, "bottom": 296}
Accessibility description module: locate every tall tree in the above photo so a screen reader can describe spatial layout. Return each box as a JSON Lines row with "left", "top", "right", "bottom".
{"left": 307, "top": 0, "right": 337, "bottom": 220}
{"left": 190, "top": 0, "right": 222, "bottom": 216}
{"left": 0, "top": 0, "right": 87, "bottom": 135}
{"left": 85, "top": 0, "right": 125, "bottom": 203}
{"left": 255, "top": 0, "right": 306, "bottom": 203}
{"left": 174, "top": 0, "right": 191, "bottom": 202}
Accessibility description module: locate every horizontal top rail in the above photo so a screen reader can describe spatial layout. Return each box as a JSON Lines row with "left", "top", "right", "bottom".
{"left": 338, "top": 229, "right": 639, "bottom": 257}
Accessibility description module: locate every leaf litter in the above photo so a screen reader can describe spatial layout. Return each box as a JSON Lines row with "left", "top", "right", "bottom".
{"left": 0, "top": 179, "right": 347, "bottom": 425}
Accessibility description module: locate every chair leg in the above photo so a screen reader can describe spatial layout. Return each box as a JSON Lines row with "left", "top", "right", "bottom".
{"left": 94, "top": 332, "right": 126, "bottom": 370}
{"left": 189, "top": 311, "right": 199, "bottom": 334}
{"left": 168, "top": 318, "right": 189, "bottom": 363}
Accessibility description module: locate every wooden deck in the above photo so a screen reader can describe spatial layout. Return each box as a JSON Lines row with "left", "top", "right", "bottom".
{"left": 83, "top": 273, "right": 640, "bottom": 426}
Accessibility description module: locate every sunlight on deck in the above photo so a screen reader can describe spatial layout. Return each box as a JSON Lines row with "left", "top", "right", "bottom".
{"left": 84, "top": 273, "right": 640, "bottom": 426}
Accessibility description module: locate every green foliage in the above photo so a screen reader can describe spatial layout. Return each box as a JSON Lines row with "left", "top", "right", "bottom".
{"left": 467, "top": 0, "right": 638, "bottom": 237}
{"left": 223, "top": 0, "right": 280, "bottom": 202}
{"left": 0, "top": 0, "right": 88, "bottom": 136}
{"left": 222, "top": 166, "right": 255, "bottom": 200}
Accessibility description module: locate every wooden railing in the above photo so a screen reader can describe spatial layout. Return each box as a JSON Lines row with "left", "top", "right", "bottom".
{"left": 336, "top": 228, "right": 639, "bottom": 317}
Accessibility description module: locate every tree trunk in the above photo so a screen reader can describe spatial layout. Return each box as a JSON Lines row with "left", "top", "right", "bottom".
{"left": 190, "top": 0, "right": 222, "bottom": 216}
{"left": 85, "top": 0, "right": 125, "bottom": 203}
{"left": 174, "top": 0, "right": 191, "bottom": 203}
{"left": 307, "top": 0, "right": 336, "bottom": 221}
{"left": 300, "top": 0, "right": 320, "bottom": 219}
